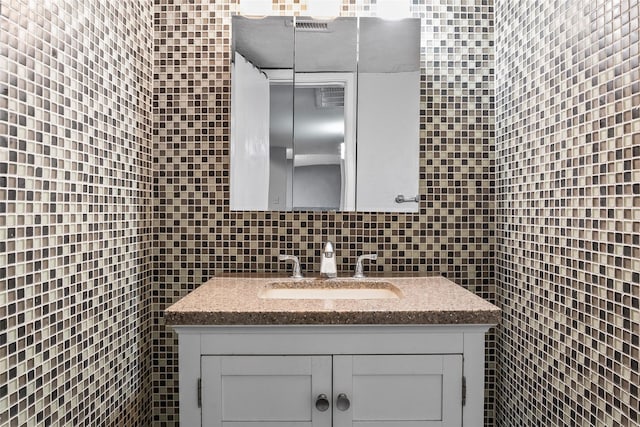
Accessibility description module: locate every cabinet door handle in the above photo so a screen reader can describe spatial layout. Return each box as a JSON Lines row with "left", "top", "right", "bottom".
{"left": 315, "top": 394, "right": 330, "bottom": 412}
{"left": 336, "top": 393, "right": 350, "bottom": 411}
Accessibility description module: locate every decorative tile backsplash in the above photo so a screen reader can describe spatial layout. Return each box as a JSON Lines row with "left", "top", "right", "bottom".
{"left": 0, "top": 0, "right": 153, "bottom": 425}
{"left": 495, "top": 0, "right": 640, "bottom": 425}
{"left": 152, "top": 0, "right": 495, "bottom": 424}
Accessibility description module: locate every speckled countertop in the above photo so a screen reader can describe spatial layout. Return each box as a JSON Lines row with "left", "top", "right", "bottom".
{"left": 164, "top": 274, "right": 500, "bottom": 325}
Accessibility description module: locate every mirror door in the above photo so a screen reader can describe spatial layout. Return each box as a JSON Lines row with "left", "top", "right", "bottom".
{"left": 293, "top": 18, "right": 357, "bottom": 211}
{"left": 231, "top": 16, "right": 294, "bottom": 211}
{"left": 356, "top": 18, "right": 421, "bottom": 212}
{"left": 230, "top": 15, "right": 421, "bottom": 212}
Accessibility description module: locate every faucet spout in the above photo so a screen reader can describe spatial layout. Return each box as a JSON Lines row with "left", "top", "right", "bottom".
{"left": 320, "top": 241, "right": 337, "bottom": 278}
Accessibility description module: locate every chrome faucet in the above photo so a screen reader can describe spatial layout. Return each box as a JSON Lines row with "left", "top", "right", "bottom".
{"left": 353, "top": 254, "right": 377, "bottom": 278}
{"left": 279, "top": 254, "right": 303, "bottom": 278}
{"left": 319, "top": 241, "right": 337, "bottom": 278}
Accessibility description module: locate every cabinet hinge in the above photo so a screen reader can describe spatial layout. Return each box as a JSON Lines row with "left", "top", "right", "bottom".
{"left": 197, "top": 378, "right": 202, "bottom": 408}
{"left": 462, "top": 376, "right": 467, "bottom": 407}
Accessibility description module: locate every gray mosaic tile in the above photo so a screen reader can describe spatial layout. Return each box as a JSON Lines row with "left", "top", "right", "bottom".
{"left": 495, "top": 0, "right": 640, "bottom": 425}
{"left": 0, "top": 0, "right": 154, "bottom": 425}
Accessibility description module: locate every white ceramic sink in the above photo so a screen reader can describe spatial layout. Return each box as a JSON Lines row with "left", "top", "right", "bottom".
{"left": 258, "top": 280, "right": 402, "bottom": 300}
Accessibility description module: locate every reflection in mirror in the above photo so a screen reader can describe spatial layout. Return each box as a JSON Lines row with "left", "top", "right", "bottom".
{"left": 268, "top": 83, "right": 293, "bottom": 210}
{"left": 231, "top": 16, "right": 294, "bottom": 210}
{"left": 230, "top": 15, "right": 421, "bottom": 212}
{"left": 294, "top": 18, "right": 357, "bottom": 210}
{"left": 357, "top": 18, "right": 421, "bottom": 212}
{"left": 293, "top": 85, "right": 344, "bottom": 210}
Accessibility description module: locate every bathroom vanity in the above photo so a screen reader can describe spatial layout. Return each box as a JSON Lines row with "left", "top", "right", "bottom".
{"left": 165, "top": 275, "right": 500, "bottom": 426}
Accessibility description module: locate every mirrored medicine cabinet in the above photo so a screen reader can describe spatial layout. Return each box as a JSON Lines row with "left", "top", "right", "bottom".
{"left": 230, "top": 15, "right": 420, "bottom": 212}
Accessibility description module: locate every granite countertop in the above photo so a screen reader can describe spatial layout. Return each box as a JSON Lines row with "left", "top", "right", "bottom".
{"left": 164, "top": 274, "right": 501, "bottom": 326}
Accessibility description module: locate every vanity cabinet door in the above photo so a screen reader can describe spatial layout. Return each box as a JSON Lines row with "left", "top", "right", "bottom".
{"left": 333, "top": 355, "right": 463, "bottom": 427}
{"left": 201, "top": 355, "right": 332, "bottom": 427}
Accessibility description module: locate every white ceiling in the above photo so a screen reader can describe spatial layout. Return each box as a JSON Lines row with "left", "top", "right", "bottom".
{"left": 359, "top": 17, "right": 420, "bottom": 73}
{"left": 233, "top": 16, "right": 294, "bottom": 69}
{"left": 232, "top": 16, "right": 420, "bottom": 72}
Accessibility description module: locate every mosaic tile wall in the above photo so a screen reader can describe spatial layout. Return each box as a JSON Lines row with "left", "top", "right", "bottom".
{"left": 152, "top": 0, "right": 495, "bottom": 424}
{"left": 495, "top": 0, "right": 640, "bottom": 425}
{"left": 1, "top": 1, "right": 153, "bottom": 425}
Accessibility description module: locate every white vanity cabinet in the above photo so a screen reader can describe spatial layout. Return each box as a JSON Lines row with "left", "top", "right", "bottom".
{"left": 201, "top": 354, "right": 461, "bottom": 427}
{"left": 174, "top": 325, "right": 490, "bottom": 427}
